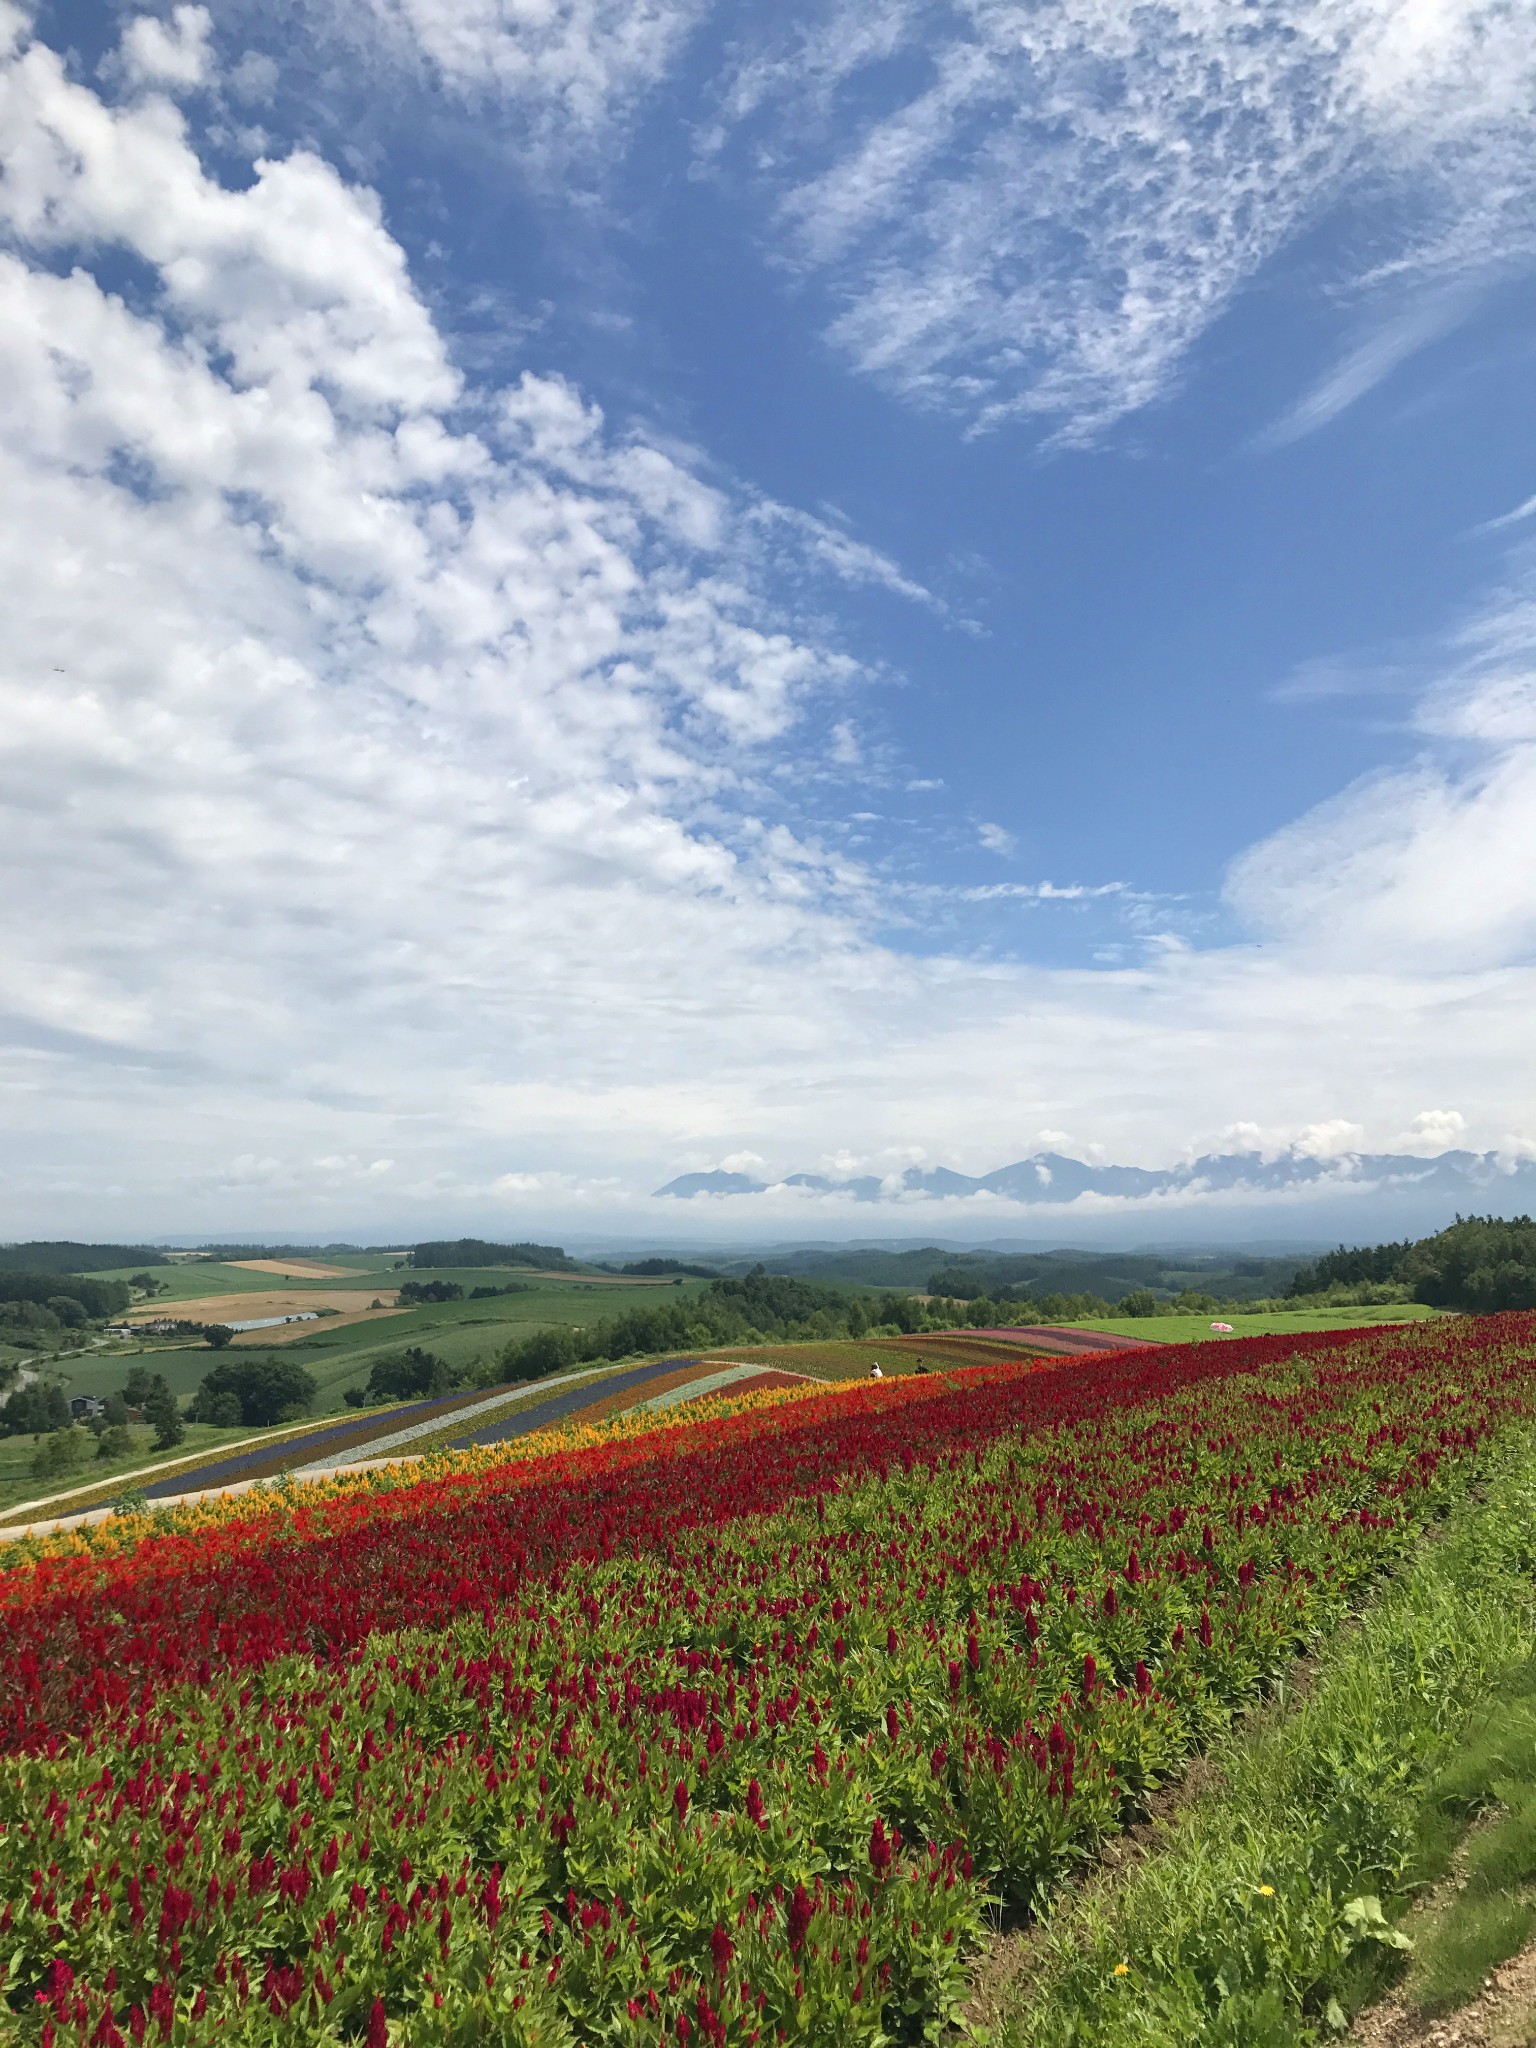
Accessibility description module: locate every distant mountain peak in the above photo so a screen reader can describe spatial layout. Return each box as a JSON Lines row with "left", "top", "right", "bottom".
{"left": 654, "top": 1146, "right": 1533, "bottom": 1208}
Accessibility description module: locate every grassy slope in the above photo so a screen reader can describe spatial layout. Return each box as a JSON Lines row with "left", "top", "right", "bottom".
{"left": 0, "top": 1276, "right": 715, "bottom": 1516}
{"left": 0, "top": 1419, "right": 287, "bottom": 1520}
{"left": 1067, "top": 1302, "right": 1445, "bottom": 1343}
{"left": 997, "top": 1423, "right": 1536, "bottom": 2048}
{"left": 51, "top": 1276, "right": 711, "bottom": 1414}
{"left": 84, "top": 1258, "right": 394, "bottom": 1302}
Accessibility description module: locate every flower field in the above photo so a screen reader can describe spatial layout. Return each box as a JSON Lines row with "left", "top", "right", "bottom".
{"left": 2, "top": 1317, "right": 1533, "bottom": 2045}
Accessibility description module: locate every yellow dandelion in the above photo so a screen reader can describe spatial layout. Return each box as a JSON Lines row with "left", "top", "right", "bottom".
{"left": 1257, "top": 1885, "right": 1275, "bottom": 1897}
{"left": 1113, "top": 1963, "right": 1130, "bottom": 1977}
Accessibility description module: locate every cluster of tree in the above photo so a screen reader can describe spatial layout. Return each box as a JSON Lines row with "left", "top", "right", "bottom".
{"left": 467, "top": 1283, "right": 531, "bottom": 1299}
{"left": 0, "top": 1298, "right": 93, "bottom": 1343}
{"left": 126, "top": 1318, "right": 235, "bottom": 1345}
{"left": 0, "top": 1383, "right": 74, "bottom": 1436}
{"left": 410, "top": 1239, "right": 575, "bottom": 1271}
{"left": 494, "top": 1270, "right": 937, "bottom": 1382}
{"left": 196, "top": 1243, "right": 363, "bottom": 1259}
{"left": 0, "top": 1243, "right": 164, "bottom": 1274}
{"left": 345, "top": 1346, "right": 460, "bottom": 1406}
{"left": 1117, "top": 1289, "right": 1226, "bottom": 1318}
{"left": 186, "top": 1355, "right": 318, "bottom": 1427}
{"left": 397, "top": 1279, "right": 464, "bottom": 1305}
{"left": 926, "top": 1250, "right": 1300, "bottom": 1306}
{"left": 25, "top": 1393, "right": 141, "bottom": 1482}
{"left": 14, "top": 1347, "right": 331, "bottom": 1496}
{"left": 1290, "top": 1216, "right": 1536, "bottom": 1314}
{"left": 5, "top": 1365, "right": 186, "bottom": 1484}
{"left": 934, "top": 1290, "right": 1124, "bottom": 1325}
{"left": 0, "top": 1272, "right": 130, "bottom": 1317}
{"left": 614, "top": 1258, "right": 720, "bottom": 1279}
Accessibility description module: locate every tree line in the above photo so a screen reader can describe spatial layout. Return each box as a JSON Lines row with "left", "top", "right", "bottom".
{"left": 410, "top": 1240, "right": 576, "bottom": 1271}
{"left": 1289, "top": 1216, "right": 1536, "bottom": 1313}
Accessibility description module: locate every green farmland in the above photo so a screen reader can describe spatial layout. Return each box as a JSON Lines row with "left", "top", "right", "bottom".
{"left": 64, "top": 1264, "right": 709, "bottom": 1417}
{"left": 1069, "top": 1300, "right": 1446, "bottom": 1343}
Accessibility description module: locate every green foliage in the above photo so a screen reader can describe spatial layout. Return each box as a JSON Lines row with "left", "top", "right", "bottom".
{"left": 1291, "top": 1217, "right": 1536, "bottom": 1312}
{"left": 203, "top": 1323, "right": 234, "bottom": 1349}
{"left": 0, "top": 1299, "right": 66, "bottom": 1341}
{"left": 0, "top": 1243, "right": 163, "bottom": 1276}
{"left": 412, "top": 1238, "right": 574, "bottom": 1270}
{"left": 1120, "top": 1288, "right": 1162, "bottom": 1317}
{"left": 495, "top": 1269, "right": 932, "bottom": 1381}
{"left": 121, "top": 1366, "right": 160, "bottom": 1409}
{"left": 143, "top": 1379, "right": 184, "bottom": 1450}
{"left": 364, "top": 1346, "right": 457, "bottom": 1402}
{"left": 926, "top": 1250, "right": 1303, "bottom": 1305}
{"left": 1005, "top": 1428, "right": 1536, "bottom": 2048}
{"left": 101, "top": 1391, "right": 129, "bottom": 1427}
{"left": 187, "top": 1355, "right": 317, "bottom": 1427}
{"left": 94, "top": 1424, "right": 132, "bottom": 1462}
{"left": 0, "top": 1271, "right": 129, "bottom": 1317}
{"left": 0, "top": 1383, "right": 70, "bottom": 1437}
{"left": 29, "top": 1425, "right": 86, "bottom": 1481}
{"left": 1381, "top": 1668, "right": 1536, "bottom": 2015}
{"left": 397, "top": 1279, "right": 464, "bottom": 1305}
{"left": 616, "top": 1257, "right": 720, "bottom": 1277}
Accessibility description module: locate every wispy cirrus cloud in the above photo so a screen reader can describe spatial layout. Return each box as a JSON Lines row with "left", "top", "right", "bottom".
{"left": 1251, "top": 287, "right": 1477, "bottom": 449}
{"left": 707, "top": 0, "right": 1536, "bottom": 441}
{"left": 287, "top": 0, "right": 711, "bottom": 159}
{"left": 6, "top": 9, "right": 1536, "bottom": 1239}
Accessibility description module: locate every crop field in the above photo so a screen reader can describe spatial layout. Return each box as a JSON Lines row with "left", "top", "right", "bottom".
{"left": 701, "top": 1334, "right": 1059, "bottom": 1378}
{"left": 226, "top": 1262, "right": 365, "bottom": 1280}
{"left": 56, "top": 1276, "right": 714, "bottom": 1418}
{"left": 2, "top": 1314, "right": 1535, "bottom": 2044}
{"left": 124, "top": 1291, "right": 404, "bottom": 1327}
{"left": 1065, "top": 1301, "right": 1446, "bottom": 1343}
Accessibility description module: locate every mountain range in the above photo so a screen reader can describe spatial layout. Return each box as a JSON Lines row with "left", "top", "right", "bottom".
{"left": 656, "top": 1148, "right": 1536, "bottom": 1210}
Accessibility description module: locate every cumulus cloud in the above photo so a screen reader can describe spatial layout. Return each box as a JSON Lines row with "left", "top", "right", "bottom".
{"left": 117, "top": 6, "right": 214, "bottom": 93}
{"left": 710, "top": 0, "right": 1536, "bottom": 438}
{"left": 3, "top": 14, "right": 1536, "bottom": 1237}
{"left": 1395, "top": 1109, "right": 1467, "bottom": 1154}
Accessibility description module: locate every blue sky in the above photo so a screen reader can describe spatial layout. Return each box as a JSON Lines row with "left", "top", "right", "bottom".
{"left": 3, "top": 0, "right": 1536, "bottom": 1238}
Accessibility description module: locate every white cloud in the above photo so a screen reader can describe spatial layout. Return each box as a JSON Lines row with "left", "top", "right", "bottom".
{"left": 976, "top": 821, "right": 1015, "bottom": 856}
{"left": 4, "top": 14, "right": 1536, "bottom": 1238}
{"left": 711, "top": 0, "right": 1536, "bottom": 438}
{"left": 1226, "top": 679, "right": 1536, "bottom": 975}
{"left": 227, "top": 50, "right": 279, "bottom": 106}
{"left": 118, "top": 6, "right": 214, "bottom": 93}
{"left": 1253, "top": 288, "right": 1474, "bottom": 448}
{"left": 745, "top": 498, "right": 943, "bottom": 612}
{"left": 314, "top": 0, "right": 708, "bottom": 154}
{"left": 1474, "top": 493, "right": 1536, "bottom": 537}
{"left": 1291, "top": 1119, "right": 1367, "bottom": 1162}
{"left": 1394, "top": 1109, "right": 1466, "bottom": 1154}
{"left": 717, "top": 1151, "right": 767, "bottom": 1174}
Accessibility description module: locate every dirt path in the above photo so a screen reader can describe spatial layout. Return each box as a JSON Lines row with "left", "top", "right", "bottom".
{"left": 1352, "top": 1935, "right": 1536, "bottom": 2047}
